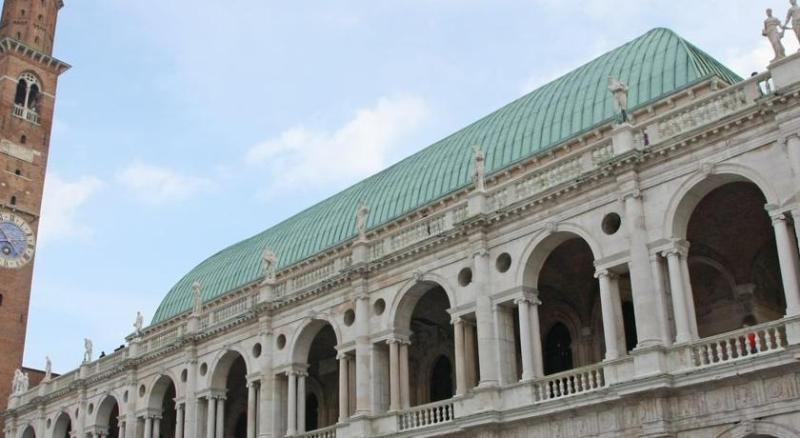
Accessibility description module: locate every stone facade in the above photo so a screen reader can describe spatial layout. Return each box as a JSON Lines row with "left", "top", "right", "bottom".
{"left": 0, "top": 0, "right": 68, "bottom": 410}
{"left": 7, "top": 16, "right": 800, "bottom": 438}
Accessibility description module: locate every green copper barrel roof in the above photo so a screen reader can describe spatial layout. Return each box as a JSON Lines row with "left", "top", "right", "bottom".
{"left": 152, "top": 28, "right": 740, "bottom": 324}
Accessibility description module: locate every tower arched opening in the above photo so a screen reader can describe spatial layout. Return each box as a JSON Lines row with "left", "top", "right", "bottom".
{"left": 147, "top": 375, "right": 177, "bottom": 438}
{"left": 52, "top": 412, "right": 72, "bottom": 438}
{"left": 95, "top": 395, "right": 120, "bottom": 438}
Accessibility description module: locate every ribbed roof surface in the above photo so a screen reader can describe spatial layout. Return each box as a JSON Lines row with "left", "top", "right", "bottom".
{"left": 152, "top": 28, "right": 740, "bottom": 324}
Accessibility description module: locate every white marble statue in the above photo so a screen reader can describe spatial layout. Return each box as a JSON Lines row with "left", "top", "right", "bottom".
{"left": 765, "top": 8, "right": 787, "bottom": 62}
{"left": 133, "top": 311, "right": 144, "bottom": 337}
{"left": 83, "top": 338, "right": 93, "bottom": 364}
{"left": 192, "top": 281, "right": 203, "bottom": 315}
{"left": 262, "top": 246, "right": 278, "bottom": 280}
{"left": 786, "top": 0, "right": 800, "bottom": 46}
{"left": 356, "top": 202, "right": 370, "bottom": 241}
{"left": 472, "top": 145, "right": 486, "bottom": 191}
{"left": 608, "top": 76, "right": 630, "bottom": 122}
{"left": 44, "top": 356, "right": 52, "bottom": 382}
{"left": 11, "top": 369, "right": 23, "bottom": 395}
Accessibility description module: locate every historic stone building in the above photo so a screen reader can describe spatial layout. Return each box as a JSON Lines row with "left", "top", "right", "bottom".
{"left": 6, "top": 6, "right": 800, "bottom": 438}
{"left": 0, "top": 0, "right": 69, "bottom": 411}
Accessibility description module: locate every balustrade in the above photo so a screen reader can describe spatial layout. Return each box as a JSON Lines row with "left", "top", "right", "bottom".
{"left": 397, "top": 400, "right": 455, "bottom": 432}
{"left": 292, "top": 425, "right": 337, "bottom": 438}
{"left": 531, "top": 364, "right": 605, "bottom": 402}
{"left": 687, "top": 320, "right": 787, "bottom": 369}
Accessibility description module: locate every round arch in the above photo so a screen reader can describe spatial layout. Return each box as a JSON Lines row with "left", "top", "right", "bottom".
{"left": 93, "top": 394, "right": 120, "bottom": 430}
{"left": 209, "top": 349, "right": 250, "bottom": 390}
{"left": 664, "top": 166, "right": 780, "bottom": 239}
{"left": 688, "top": 255, "right": 738, "bottom": 296}
{"left": 518, "top": 226, "right": 603, "bottom": 289}
{"left": 20, "top": 425, "right": 35, "bottom": 438}
{"left": 390, "top": 276, "right": 456, "bottom": 332}
{"left": 290, "top": 317, "right": 342, "bottom": 365}
{"left": 51, "top": 411, "right": 73, "bottom": 438}
{"left": 716, "top": 420, "right": 800, "bottom": 438}
{"left": 146, "top": 374, "right": 177, "bottom": 410}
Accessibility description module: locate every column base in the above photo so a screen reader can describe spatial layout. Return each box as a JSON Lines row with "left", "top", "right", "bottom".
{"left": 632, "top": 344, "right": 668, "bottom": 379}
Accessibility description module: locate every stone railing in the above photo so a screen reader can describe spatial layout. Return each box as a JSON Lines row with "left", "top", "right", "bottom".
{"left": 47, "top": 370, "right": 77, "bottom": 393}
{"left": 643, "top": 73, "right": 765, "bottom": 147}
{"left": 292, "top": 261, "right": 336, "bottom": 291}
{"left": 685, "top": 319, "right": 787, "bottom": 369}
{"left": 590, "top": 140, "right": 614, "bottom": 165}
{"left": 397, "top": 399, "right": 455, "bottom": 432}
{"left": 94, "top": 349, "right": 127, "bottom": 373}
{"left": 293, "top": 425, "right": 337, "bottom": 438}
{"left": 141, "top": 325, "right": 183, "bottom": 354}
{"left": 531, "top": 363, "right": 606, "bottom": 403}
{"left": 11, "top": 104, "right": 40, "bottom": 124}
{"left": 369, "top": 209, "right": 460, "bottom": 262}
{"left": 200, "top": 294, "right": 255, "bottom": 329}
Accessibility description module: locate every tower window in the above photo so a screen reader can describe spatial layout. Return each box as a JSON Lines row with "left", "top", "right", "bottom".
{"left": 16, "top": 32, "right": 21, "bottom": 40}
{"left": 20, "top": 9, "right": 25, "bottom": 17}
{"left": 0, "top": 294, "right": 3, "bottom": 306}
{"left": 20, "top": 135, "right": 26, "bottom": 144}
{"left": 13, "top": 73, "right": 43, "bottom": 120}
{"left": 38, "top": 14, "right": 43, "bottom": 22}
{"left": 14, "top": 169, "right": 21, "bottom": 176}
{"left": 10, "top": 196, "right": 17, "bottom": 205}
{"left": 34, "top": 37, "right": 39, "bottom": 45}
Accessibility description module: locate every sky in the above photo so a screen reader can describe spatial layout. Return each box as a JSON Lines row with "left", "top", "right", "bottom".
{"left": 22, "top": 0, "right": 799, "bottom": 373}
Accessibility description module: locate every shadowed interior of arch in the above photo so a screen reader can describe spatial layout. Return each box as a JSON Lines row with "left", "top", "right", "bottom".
{"left": 686, "top": 181, "right": 786, "bottom": 338}
{"left": 51, "top": 412, "right": 72, "bottom": 438}
{"left": 95, "top": 396, "right": 120, "bottom": 438}
{"left": 149, "top": 375, "right": 177, "bottom": 438}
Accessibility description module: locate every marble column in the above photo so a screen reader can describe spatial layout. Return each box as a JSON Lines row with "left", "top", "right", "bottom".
{"left": 773, "top": 213, "right": 800, "bottom": 316}
{"left": 297, "top": 374, "right": 307, "bottom": 433}
{"left": 516, "top": 298, "right": 535, "bottom": 381}
{"left": 623, "top": 189, "right": 665, "bottom": 346}
{"left": 399, "top": 342, "right": 410, "bottom": 409}
{"left": 354, "top": 294, "right": 372, "bottom": 415}
{"left": 388, "top": 340, "right": 400, "bottom": 411}
{"left": 650, "top": 254, "right": 673, "bottom": 347}
{"left": 215, "top": 398, "right": 224, "bottom": 438}
{"left": 144, "top": 417, "right": 153, "bottom": 438}
{"left": 338, "top": 354, "right": 349, "bottom": 422}
{"left": 794, "top": 209, "right": 800, "bottom": 258}
{"left": 286, "top": 372, "right": 297, "bottom": 436}
{"left": 530, "top": 294, "right": 544, "bottom": 377}
{"left": 152, "top": 417, "right": 161, "bottom": 438}
{"left": 119, "top": 421, "right": 127, "bottom": 438}
{"left": 246, "top": 382, "right": 257, "bottom": 438}
{"left": 463, "top": 322, "right": 477, "bottom": 388}
{"left": 453, "top": 317, "right": 467, "bottom": 396}
{"left": 206, "top": 397, "right": 216, "bottom": 438}
{"left": 175, "top": 405, "right": 184, "bottom": 438}
{"left": 596, "top": 270, "right": 622, "bottom": 360}
{"left": 664, "top": 247, "right": 696, "bottom": 343}
{"left": 473, "top": 247, "right": 499, "bottom": 386}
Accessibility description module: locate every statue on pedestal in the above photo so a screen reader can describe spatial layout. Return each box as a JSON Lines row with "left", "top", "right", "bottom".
{"left": 608, "top": 76, "right": 630, "bottom": 123}
{"left": 83, "top": 338, "right": 93, "bottom": 364}
{"left": 356, "top": 202, "right": 370, "bottom": 241}
{"left": 472, "top": 145, "right": 486, "bottom": 192}
{"left": 261, "top": 247, "right": 278, "bottom": 281}
{"left": 764, "top": 8, "right": 787, "bottom": 62}
{"left": 785, "top": 0, "right": 800, "bottom": 47}
{"left": 192, "top": 281, "right": 203, "bottom": 315}
{"left": 133, "top": 311, "right": 144, "bottom": 337}
{"left": 11, "top": 369, "right": 23, "bottom": 395}
{"left": 44, "top": 356, "right": 52, "bottom": 382}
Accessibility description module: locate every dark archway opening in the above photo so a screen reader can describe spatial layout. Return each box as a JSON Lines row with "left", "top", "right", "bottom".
{"left": 108, "top": 403, "right": 120, "bottom": 438}
{"left": 687, "top": 182, "right": 785, "bottom": 338}
{"left": 306, "top": 324, "right": 339, "bottom": 430}
{"left": 408, "top": 286, "right": 454, "bottom": 405}
{"left": 159, "top": 381, "right": 177, "bottom": 438}
{"left": 305, "top": 393, "right": 319, "bottom": 432}
{"left": 544, "top": 322, "right": 573, "bottom": 375}
{"left": 429, "top": 355, "right": 453, "bottom": 402}
{"left": 224, "top": 356, "right": 248, "bottom": 438}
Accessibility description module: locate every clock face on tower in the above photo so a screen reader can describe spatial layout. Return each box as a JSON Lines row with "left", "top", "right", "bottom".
{"left": 0, "top": 211, "right": 35, "bottom": 269}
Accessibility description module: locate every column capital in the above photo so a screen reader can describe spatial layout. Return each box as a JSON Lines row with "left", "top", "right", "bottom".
{"left": 594, "top": 269, "right": 616, "bottom": 280}
{"left": 336, "top": 352, "right": 350, "bottom": 361}
{"left": 780, "top": 131, "right": 800, "bottom": 145}
{"left": 770, "top": 210, "right": 790, "bottom": 225}
{"left": 661, "top": 239, "right": 690, "bottom": 258}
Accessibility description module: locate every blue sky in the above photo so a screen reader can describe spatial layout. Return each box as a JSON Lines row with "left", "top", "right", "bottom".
{"left": 25, "top": 0, "right": 795, "bottom": 372}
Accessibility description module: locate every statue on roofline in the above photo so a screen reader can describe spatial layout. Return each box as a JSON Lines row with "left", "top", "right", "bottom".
{"left": 764, "top": 8, "right": 786, "bottom": 62}
{"left": 356, "top": 202, "right": 370, "bottom": 241}
{"left": 83, "top": 338, "right": 93, "bottom": 364}
{"left": 785, "top": 0, "right": 800, "bottom": 47}
{"left": 472, "top": 145, "right": 486, "bottom": 192}
{"left": 262, "top": 246, "right": 278, "bottom": 281}
{"left": 608, "top": 76, "right": 630, "bottom": 123}
{"left": 192, "top": 281, "right": 203, "bottom": 315}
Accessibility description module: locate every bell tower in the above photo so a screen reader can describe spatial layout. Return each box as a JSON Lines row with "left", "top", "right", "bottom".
{"left": 0, "top": 0, "right": 68, "bottom": 408}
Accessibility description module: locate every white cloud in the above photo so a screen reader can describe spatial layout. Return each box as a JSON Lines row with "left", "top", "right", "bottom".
{"left": 246, "top": 95, "right": 430, "bottom": 195}
{"left": 117, "top": 162, "right": 215, "bottom": 205}
{"left": 39, "top": 174, "right": 104, "bottom": 244}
